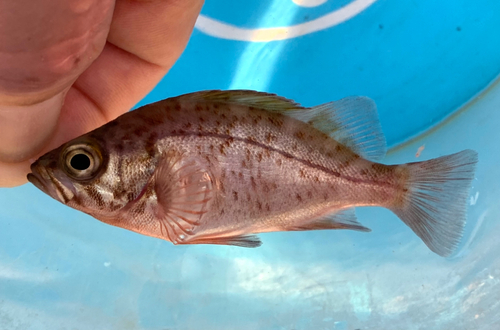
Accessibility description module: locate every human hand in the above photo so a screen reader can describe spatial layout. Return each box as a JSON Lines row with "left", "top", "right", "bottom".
{"left": 0, "top": 0, "right": 204, "bottom": 187}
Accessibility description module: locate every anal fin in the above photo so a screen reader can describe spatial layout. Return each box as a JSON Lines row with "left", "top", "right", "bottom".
{"left": 287, "top": 208, "right": 371, "bottom": 232}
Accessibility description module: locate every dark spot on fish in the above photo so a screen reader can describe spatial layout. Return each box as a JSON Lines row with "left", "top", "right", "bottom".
{"left": 174, "top": 103, "right": 181, "bottom": 111}
{"left": 326, "top": 151, "right": 334, "bottom": 158}
{"left": 263, "top": 184, "right": 270, "bottom": 193}
{"left": 133, "top": 128, "right": 146, "bottom": 137}
{"left": 335, "top": 145, "right": 342, "bottom": 152}
{"left": 221, "top": 170, "right": 226, "bottom": 179}
{"left": 84, "top": 186, "right": 105, "bottom": 208}
{"left": 178, "top": 129, "right": 185, "bottom": 135}
{"left": 403, "top": 188, "right": 408, "bottom": 193}
{"left": 195, "top": 105, "right": 203, "bottom": 112}
{"left": 233, "top": 191, "right": 238, "bottom": 201}
{"left": 294, "top": 131, "right": 305, "bottom": 140}
{"left": 267, "top": 116, "right": 283, "bottom": 127}
{"left": 271, "top": 182, "right": 278, "bottom": 190}
{"left": 145, "top": 132, "right": 158, "bottom": 157}
{"left": 220, "top": 208, "right": 225, "bottom": 216}
{"left": 256, "top": 201, "right": 262, "bottom": 210}
{"left": 115, "top": 143, "right": 124, "bottom": 152}
{"left": 219, "top": 181, "right": 225, "bottom": 193}
{"left": 199, "top": 116, "right": 205, "bottom": 123}
{"left": 299, "top": 169, "right": 306, "bottom": 178}
{"left": 266, "top": 133, "right": 274, "bottom": 143}
{"left": 360, "top": 169, "right": 368, "bottom": 175}
{"left": 257, "top": 153, "right": 263, "bottom": 162}
{"left": 245, "top": 149, "right": 251, "bottom": 162}
{"left": 238, "top": 172, "right": 244, "bottom": 180}
{"left": 251, "top": 176, "right": 257, "bottom": 189}
{"left": 215, "top": 120, "right": 221, "bottom": 126}
{"left": 265, "top": 203, "right": 271, "bottom": 212}
{"left": 127, "top": 192, "right": 135, "bottom": 202}
{"left": 142, "top": 115, "right": 163, "bottom": 126}
{"left": 230, "top": 170, "right": 236, "bottom": 176}
{"left": 323, "top": 193, "right": 329, "bottom": 201}
{"left": 296, "top": 194, "right": 302, "bottom": 202}
{"left": 307, "top": 190, "right": 313, "bottom": 198}
{"left": 242, "top": 160, "right": 247, "bottom": 168}
{"left": 221, "top": 113, "right": 227, "bottom": 119}
{"left": 183, "top": 122, "right": 192, "bottom": 129}
{"left": 209, "top": 145, "right": 215, "bottom": 152}
{"left": 275, "top": 159, "right": 282, "bottom": 166}
{"left": 314, "top": 176, "right": 320, "bottom": 183}
{"left": 136, "top": 201, "right": 147, "bottom": 214}
{"left": 219, "top": 144, "right": 226, "bottom": 155}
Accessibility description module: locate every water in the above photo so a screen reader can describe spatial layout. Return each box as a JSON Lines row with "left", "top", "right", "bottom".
{"left": 1, "top": 1, "right": 500, "bottom": 329}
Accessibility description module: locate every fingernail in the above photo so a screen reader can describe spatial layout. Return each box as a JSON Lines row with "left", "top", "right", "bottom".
{"left": 0, "top": 92, "right": 64, "bottom": 163}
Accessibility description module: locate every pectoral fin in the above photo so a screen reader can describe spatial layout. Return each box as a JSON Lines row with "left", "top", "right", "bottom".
{"left": 153, "top": 152, "right": 215, "bottom": 244}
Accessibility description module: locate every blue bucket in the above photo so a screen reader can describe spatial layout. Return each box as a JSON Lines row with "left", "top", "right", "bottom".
{"left": 1, "top": 1, "right": 500, "bottom": 329}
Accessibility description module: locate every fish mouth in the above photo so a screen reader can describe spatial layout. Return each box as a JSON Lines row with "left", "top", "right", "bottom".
{"left": 28, "top": 163, "right": 74, "bottom": 204}
{"left": 27, "top": 172, "right": 48, "bottom": 193}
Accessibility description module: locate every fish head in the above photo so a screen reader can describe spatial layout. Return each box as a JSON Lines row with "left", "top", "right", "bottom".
{"left": 27, "top": 132, "right": 155, "bottom": 216}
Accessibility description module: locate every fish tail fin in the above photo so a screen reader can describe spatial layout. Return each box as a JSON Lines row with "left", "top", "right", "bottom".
{"left": 389, "top": 150, "right": 478, "bottom": 257}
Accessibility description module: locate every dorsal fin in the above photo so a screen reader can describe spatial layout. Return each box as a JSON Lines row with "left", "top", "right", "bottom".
{"left": 177, "top": 90, "right": 305, "bottom": 112}
{"left": 287, "top": 97, "right": 387, "bottom": 161}
{"left": 177, "top": 90, "right": 387, "bottom": 161}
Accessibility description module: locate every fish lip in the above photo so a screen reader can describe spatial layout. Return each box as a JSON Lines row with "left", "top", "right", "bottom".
{"left": 27, "top": 172, "right": 47, "bottom": 193}
{"left": 27, "top": 163, "right": 71, "bottom": 204}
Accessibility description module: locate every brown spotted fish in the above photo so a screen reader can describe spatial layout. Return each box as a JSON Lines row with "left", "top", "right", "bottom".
{"left": 27, "top": 90, "right": 478, "bottom": 257}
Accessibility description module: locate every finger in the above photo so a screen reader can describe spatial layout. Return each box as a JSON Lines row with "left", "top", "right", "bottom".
{"left": 0, "top": 0, "right": 114, "bottom": 105}
{"left": 72, "top": 0, "right": 204, "bottom": 121}
{"left": 0, "top": 0, "right": 114, "bottom": 164}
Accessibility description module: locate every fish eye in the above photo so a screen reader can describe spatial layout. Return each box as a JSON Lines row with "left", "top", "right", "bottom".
{"left": 62, "top": 143, "right": 103, "bottom": 181}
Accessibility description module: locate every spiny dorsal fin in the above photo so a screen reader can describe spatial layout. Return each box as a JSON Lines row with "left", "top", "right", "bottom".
{"left": 177, "top": 90, "right": 305, "bottom": 112}
{"left": 177, "top": 90, "right": 387, "bottom": 161}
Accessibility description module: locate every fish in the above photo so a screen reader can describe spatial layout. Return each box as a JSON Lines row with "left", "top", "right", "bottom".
{"left": 27, "top": 90, "right": 478, "bottom": 257}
